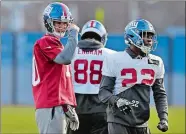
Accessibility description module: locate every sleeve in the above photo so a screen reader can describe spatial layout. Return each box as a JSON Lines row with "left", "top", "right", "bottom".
{"left": 152, "top": 58, "right": 168, "bottom": 121}
{"left": 53, "top": 29, "right": 78, "bottom": 64}
{"left": 98, "top": 54, "right": 119, "bottom": 105}
{"left": 39, "top": 37, "right": 62, "bottom": 61}
{"left": 98, "top": 76, "right": 119, "bottom": 105}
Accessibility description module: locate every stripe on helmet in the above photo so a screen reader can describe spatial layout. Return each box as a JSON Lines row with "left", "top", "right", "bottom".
{"left": 60, "top": 3, "right": 67, "bottom": 17}
{"left": 90, "top": 21, "right": 97, "bottom": 27}
{"left": 90, "top": 21, "right": 94, "bottom": 27}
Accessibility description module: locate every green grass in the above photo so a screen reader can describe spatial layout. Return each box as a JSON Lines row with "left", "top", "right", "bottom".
{"left": 148, "top": 106, "right": 185, "bottom": 134}
{"left": 1, "top": 106, "right": 185, "bottom": 134}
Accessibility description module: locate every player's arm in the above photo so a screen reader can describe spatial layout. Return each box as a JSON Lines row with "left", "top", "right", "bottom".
{"left": 99, "top": 67, "right": 132, "bottom": 114}
{"left": 98, "top": 53, "right": 131, "bottom": 113}
{"left": 99, "top": 75, "right": 119, "bottom": 105}
{"left": 54, "top": 24, "right": 79, "bottom": 65}
{"left": 152, "top": 78, "right": 168, "bottom": 121}
{"left": 98, "top": 54, "right": 118, "bottom": 105}
{"left": 152, "top": 59, "right": 168, "bottom": 132}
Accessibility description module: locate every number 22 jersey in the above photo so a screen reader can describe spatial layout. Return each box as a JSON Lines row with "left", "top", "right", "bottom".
{"left": 103, "top": 50, "right": 165, "bottom": 95}
{"left": 101, "top": 48, "right": 167, "bottom": 127}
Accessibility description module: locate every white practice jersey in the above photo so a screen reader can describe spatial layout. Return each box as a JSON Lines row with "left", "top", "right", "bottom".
{"left": 71, "top": 47, "right": 116, "bottom": 94}
{"left": 102, "top": 51, "right": 165, "bottom": 95}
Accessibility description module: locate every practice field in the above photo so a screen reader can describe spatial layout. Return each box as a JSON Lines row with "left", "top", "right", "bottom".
{"left": 1, "top": 106, "right": 185, "bottom": 134}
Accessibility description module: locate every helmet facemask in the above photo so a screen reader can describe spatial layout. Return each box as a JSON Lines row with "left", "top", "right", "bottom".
{"left": 52, "top": 19, "right": 69, "bottom": 38}
{"left": 43, "top": 7, "right": 71, "bottom": 38}
{"left": 125, "top": 28, "right": 158, "bottom": 54}
{"left": 139, "top": 31, "right": 158, "bottom": 54}
{"left": 124, "top": 19, "right": 158, "bottom": 55}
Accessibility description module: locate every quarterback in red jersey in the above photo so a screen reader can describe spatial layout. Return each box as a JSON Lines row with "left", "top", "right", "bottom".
{"left": 32, "top": 2, "right": 79, "bottom": 134}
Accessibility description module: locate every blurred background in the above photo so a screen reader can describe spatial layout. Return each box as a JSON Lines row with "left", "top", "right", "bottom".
{"left": 1, "top": 1, "right": 185, "bottom": 134}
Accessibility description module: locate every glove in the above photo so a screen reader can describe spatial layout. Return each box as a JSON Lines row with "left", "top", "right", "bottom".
{"left": 67, "top": 23, "right": 79, "bottom": 41}
{"left": 64, "top": 105, "right": 79, "bottom": 131}
{"left": 68, "top": 23, "right": 80, "bottom": 33}
{"left": 115, "top": 98, "right": 132, "bottom": 114}
{"left": 157, "top": 119, "right": 168, "bottom": 132}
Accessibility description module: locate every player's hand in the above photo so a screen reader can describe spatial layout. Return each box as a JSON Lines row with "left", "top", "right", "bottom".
{"left": 65, "top": 105, "right": 79, "bottom": 131}
{"left": 115, "top": 98, "right": 132, "bottom": 115}
{"left": 68, "top": 23, "right": 80, "bottom": 33}
{"left": 157, "top": 119, "right": 168, "bottom": 132}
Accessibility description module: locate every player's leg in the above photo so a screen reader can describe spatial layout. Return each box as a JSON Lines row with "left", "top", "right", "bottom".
{"left": 67, "top": 114, "right": 91, "bottom": 134}
{"left": 91, "top": 113, "right": 108, "bottom": 134}
{"left": 35, "top": 106, "right": 67, "bottom": 134}
{"left": 108, "top": 122, "right": 130, "bottom": 134}
{"left": 129, "top": 127, "right": 151, "bottom": 134}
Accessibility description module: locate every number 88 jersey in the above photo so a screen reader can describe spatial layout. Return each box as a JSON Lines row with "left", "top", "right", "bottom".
{"left": 102, "top": 50, "right": 165, "bottom": 95}
{"left": 71, "top": 47, "right": 116, "bottom": 94}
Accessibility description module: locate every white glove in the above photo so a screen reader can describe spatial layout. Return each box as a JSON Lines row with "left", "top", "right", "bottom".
{"left": 115, "top": 98, "right": 132, "bottom": 114}
{"left": 65, "top": 105, "right": 79, "bottom": 131}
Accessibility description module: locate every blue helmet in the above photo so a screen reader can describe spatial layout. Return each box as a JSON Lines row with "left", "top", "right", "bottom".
{"left": 81, "top": 20, "right": 107, "bottom": 46}
{"left": 43, "top": 2, "right": 71, "bottom": 37}
{"left": 124, "top": 19, "right": 158, "bottom": 54}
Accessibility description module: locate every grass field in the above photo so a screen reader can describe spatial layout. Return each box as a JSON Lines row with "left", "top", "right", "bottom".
{"left": 1, "top": 106, "right": 185, "bottom": 134}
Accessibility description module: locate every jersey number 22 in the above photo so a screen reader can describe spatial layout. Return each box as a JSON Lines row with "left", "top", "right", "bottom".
{"left": 121, "top": 68, "right": 155, "bottom": 86}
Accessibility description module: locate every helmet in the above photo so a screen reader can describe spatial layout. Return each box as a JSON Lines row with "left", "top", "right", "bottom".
{"left": 43, "top": 2, "right": 71, "bottom": 37}
{"left": 81, "top": 20, "right": 107, "bottom": 46}
{"left": 124, "top": 19, "right": 158, "bottom": 54}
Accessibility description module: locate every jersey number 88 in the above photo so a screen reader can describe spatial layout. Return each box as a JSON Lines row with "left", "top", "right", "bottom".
{"left": 74, "top": 59, "right": 103, "bottom": 84}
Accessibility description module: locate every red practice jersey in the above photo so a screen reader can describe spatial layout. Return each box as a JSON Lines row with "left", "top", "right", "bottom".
{"left": 32, "top": 34, "right": 76, "bottom": 109}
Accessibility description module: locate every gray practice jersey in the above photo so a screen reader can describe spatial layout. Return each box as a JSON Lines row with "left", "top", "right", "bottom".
{"left": 99, "top": 48, "right": 168, "bottom": 127}
{"left": 71, "top": 39, "right": 116, "bottom": 114}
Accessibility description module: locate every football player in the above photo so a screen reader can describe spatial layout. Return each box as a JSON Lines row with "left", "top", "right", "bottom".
{"left": 32, "top": 2, "right": 79, "bottom": 134}
{"left": 68, "top": 20, "right": 116, "bottom": 134}
{"left": 98, "top": 19, "right": 168, "bottom": 134}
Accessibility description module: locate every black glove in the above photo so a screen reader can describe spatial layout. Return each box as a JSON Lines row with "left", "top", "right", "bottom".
{"left": 115, "top": 98, "right": 132, "bottom": 114}
{"left": 64, "top": 105, "right": 79, "bottom": 131}
{"left": 157, "top": 119, "right": 168, "bottom": 132}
